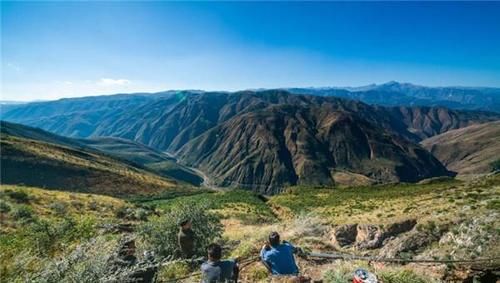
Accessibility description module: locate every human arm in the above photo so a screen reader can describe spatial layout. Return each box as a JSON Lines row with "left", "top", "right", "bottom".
{"left": 260, "top": 244, "right": 272, "bottom": 273}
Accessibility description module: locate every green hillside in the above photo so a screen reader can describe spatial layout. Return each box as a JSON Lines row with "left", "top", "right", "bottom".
{"left": 82, "top": 137, "right": 203, "bottom": 186}
{"left": 1, "top": 173, "right": 498, "bottom": 282}
{"left": 1, "top": 121, "right": 203, "bottom": 186}
{"left": 0, "top": 133, "right": 195, "bottom": 197}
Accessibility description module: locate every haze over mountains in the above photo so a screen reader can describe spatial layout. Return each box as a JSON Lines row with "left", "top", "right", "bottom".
{"left": 288, "top": 81, "right": 500, "bottom": 113}
{"left": 2, "top": 82, "right": 499, "bottom": 193}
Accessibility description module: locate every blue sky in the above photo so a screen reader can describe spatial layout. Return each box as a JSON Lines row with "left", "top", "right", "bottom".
{"left": 2, "top": 2, "right": 500, "bottom": 101}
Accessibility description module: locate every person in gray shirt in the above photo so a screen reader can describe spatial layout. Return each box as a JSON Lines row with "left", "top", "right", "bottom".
{"left": 201, "top": 243, "right": 239, "bottom": 283}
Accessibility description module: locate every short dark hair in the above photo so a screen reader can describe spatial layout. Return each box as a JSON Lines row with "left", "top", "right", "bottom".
{"left": 269, "top": 231, "right": 280, "bottom": 246}
{"left": 178, "top": 218, "right": 190, "bottom": 227}
{"left": 207, "top": 243, "right": 222, "bottom": 261}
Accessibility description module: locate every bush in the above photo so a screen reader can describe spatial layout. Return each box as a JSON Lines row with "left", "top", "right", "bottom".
{"left": 49, "top": 202, "right": 68, "bottom": 216}
{"left": 115, "top": 206, "right": 134, "bottom": 219}
{"left": 6, "top": 190, "right": 30, "bottom": 203}
{"left": 70, "top": 200, "right": 84, "bottom": 211}
{"left": 28, "top": 236, "right": 116, "bottom": 283}
{"left": 23, "top": 217, "right": 96, "bottom": 255}
{"left": 12, "top": 205, "right": 33, "bottom": 220}
{"left": 288, "top": 213, "right": 328, "bottom": 240}
{"left": 491, "top": 159, "right": 500, "bottom": 171}
{"left": 378, "top": 269, "right": 438, "bottom": 283}
{"left": 134, "top": 208, "right": 150, "bottom": 221}
{"left": 138, "top": 201, "right": 223, "bottom": 258}
{"left": 0, "top": 200, "right": 12, "bottom": 213}
{"left": 156, "top": 261, "right": 191, "bottom": 281}
{"left": 323, "top": 269, "right": 352, "bottom": 283}
{"left": 87, "top": 201, "right": 98, "bottom": 211}
{"left": 244, "top": 265, "right": 268, "bottom": 282}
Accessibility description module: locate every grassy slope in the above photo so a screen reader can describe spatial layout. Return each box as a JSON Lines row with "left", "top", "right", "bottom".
{"left": 1, "top": 120, "right": 203, "bottom": 186}
{"left": 0, "top": 185, "right": 130, "bottom": 279}
{"left": 0, "top": 134, "right": 196, "bottom": 197}
{"left": 421, "top": 120, "right": 500, "bottom": 175}
{"left": 142, "top": 189, "right": 275, "bottom": 224}
{"left": 1, "top": 175, "right": 498, "bottom": 282}
{"left": 82, "top": 137, "right": 203, "bottom": 186}
{"left": 145, "top": 175, "right": 499, "bottom": 281}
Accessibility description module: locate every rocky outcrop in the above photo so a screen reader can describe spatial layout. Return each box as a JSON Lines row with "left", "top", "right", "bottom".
{"left": 379, "top": 230, "right": 436, "bottom": 258}
{"left": 330, "top": 224, "right": 358, "bottom": 247}
{"left": 356, "top": 219, "right": 417, "bottom": 250}
{"left": 331, "top": 219, "right": 417, "bottom": 250}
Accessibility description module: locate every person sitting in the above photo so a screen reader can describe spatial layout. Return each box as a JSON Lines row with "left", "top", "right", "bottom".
{"left": 260, "top": 231, "right": 301, "bottom": 275}
{"left": 201, "top": 243, "right": 239, "bottom": 283}
{"left": 177, "top": 218, "right": 195, "bottom": 258}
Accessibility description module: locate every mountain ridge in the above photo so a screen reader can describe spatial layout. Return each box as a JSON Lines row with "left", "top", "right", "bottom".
{"left": 2, "top": 90, "right": 499, "bottom": 192}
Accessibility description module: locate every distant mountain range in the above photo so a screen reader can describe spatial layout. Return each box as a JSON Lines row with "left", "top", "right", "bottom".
{"left": 287, "top": 81, "right": 500, "bottom": 113}
{"left": 2, "top": 87, "right": 499, "bottom": 193}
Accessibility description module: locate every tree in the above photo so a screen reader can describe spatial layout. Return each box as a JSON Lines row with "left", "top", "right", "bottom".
{"left": 138, "top": 201, "right": 223, "bottom": 258}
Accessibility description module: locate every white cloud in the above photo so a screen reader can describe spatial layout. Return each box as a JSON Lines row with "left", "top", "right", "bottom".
{"left": 98, "top": 78, "right": 131, "bottom": 86}
{"left": 6, "top": 62, "right": 22, "bottom": 73}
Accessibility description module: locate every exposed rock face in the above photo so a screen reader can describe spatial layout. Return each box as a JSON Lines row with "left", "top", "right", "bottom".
{"left": 379, "top": 230, "right": 436, "bottom": 258}
{"left": 176, "top": 104, "right": 450, "bottom": 193}
{"left": 356, "top": 219, "right": 417, "bottom": 249}
{"left": 330, "top": 219, "right": 417, "bottom": 250}
{"left": 331, "top": 224, "right": 358, "bottom": 247}
{"left": 355, "top": 224, "right": 383, "bottom": 250}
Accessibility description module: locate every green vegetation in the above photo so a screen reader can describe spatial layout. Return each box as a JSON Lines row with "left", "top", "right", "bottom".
{"left": 0, "top": 134, "right": 183, "bottom": 197}
{"left": 0, "top": 185, "right": 126, "bottom": 281}
{"left": 146, "top": 160, "right": 203, "bottom": 186}
{"left": 138, "top": 201, "right": 223, "bottom": 258}
{"left": 268, "top": 176, "right": 499, "bottom": 225}
{"left": 144, "top": 189, "right": 276, "bottom": 224}
{"left": 1, "top": 173, "right": 498, "bottom": 282}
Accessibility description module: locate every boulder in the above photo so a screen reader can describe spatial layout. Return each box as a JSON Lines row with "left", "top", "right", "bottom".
{"left": 355, "top": 224, "right": 383, "bottom": 249}
{"left": 355, "top": 219, "right": 417, "bottom": 250}
{"left": 379, "top": 229, "right": 434, "bottom": 258}
{"left": 331, "top": 224, "right": 358, "bottom": 247}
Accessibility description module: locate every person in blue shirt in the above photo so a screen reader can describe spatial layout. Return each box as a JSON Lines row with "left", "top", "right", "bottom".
{"left": 260, "top": 231, "right": 301, "bottom": 275}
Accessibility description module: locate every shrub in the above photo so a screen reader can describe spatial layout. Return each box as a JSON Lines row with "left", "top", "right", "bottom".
{"left": 134, "top": 208, "right": 150, "bottom": 221}
{"left": 156, "top": 261, "right": 191, "bottom": 281}
{"left": 323, "top": 269, "right": 352, "bottom": 283}
{"left": 12, "top": 205, "right": 33, "bottom": 220}
{"left": 288, "top": 212, "right": 329, "bottom": 240}
{"left": 49, "top": 202, "right": 68, "bottom": 216}
{"left": 490, "top": 159, "right": 500, "bottom": 172}
{"left": 70, "top": 200, "right": 84, "bottom": 211}
{"left": 138, "top": 201, "right": 223, "bottom": 258}
{"left": 115, "top": 206, "right": 134, "bottom": 219}
{"left": 87, "top": 201, "right": 98, "bottom": 211}
{"left": 244, "top": 265, "right": 268, "bottom": 282}
{"left": 23, "top": 217, "right": 96, "bottom": 255}
{"left": 0, "top": 200, "right": 12, "bottom": 213}
{"left": 378, "top": 269, "right": 438, "bottom": 283}
{"left": 6, "top": 190, "right": 30, "bottom": 203}
{"left": 28, "top": 236, "right": 116, "bottom": 283}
